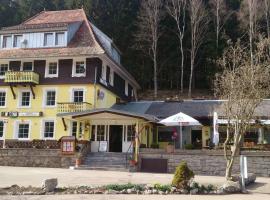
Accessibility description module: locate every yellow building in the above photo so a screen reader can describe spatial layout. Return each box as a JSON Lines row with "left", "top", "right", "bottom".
{"left": 0, "top": 9, "right": 143, "bottom": 153}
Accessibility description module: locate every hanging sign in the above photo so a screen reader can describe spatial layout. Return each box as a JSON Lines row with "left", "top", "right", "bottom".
{"left": 99, "top": 141, "right": 108, "bottom": 152}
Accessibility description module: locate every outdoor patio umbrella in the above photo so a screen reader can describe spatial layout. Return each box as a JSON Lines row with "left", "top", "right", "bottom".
{"left": 159, "top": 112, "right": 202, "bottom": 149}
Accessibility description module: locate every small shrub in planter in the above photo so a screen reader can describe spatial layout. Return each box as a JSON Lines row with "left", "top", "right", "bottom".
{"left": 184, "top": 144, "right": 194, "bottom": 150}
{"left": 172, "top": 161, "right": 194, "bottom": 189}
{"left": 150, "top": 143, "right": 159, "bottom": 149}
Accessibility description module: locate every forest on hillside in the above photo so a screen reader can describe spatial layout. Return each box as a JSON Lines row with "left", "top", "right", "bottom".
{"left": 0, "top": 0, "right": 269, "bottom": 98}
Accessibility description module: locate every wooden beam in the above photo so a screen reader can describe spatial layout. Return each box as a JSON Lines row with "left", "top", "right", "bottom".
{"left": 61, "top": 118, "right": 67, "bottom": 131}
{"left": 29, "top": 84, "right": 36, "bottom": 99}
{"left": 9, "top": 85, "right": 16, "bottom": 99}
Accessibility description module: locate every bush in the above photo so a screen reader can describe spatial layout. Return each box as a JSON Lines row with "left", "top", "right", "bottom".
{"left": 150, "top": 143, "right": 159, "bottom": 149}
{"left": 184, "top": 144, "right": 194, "bottom": 149}
{"left": 153, "top": 183, "right": 172, "bottom": 192}
{"left": 105, "top": 183, "right": 144, "bottom": 191}
{"left": 172, "top": 161, "right": 194, "bottom": 189}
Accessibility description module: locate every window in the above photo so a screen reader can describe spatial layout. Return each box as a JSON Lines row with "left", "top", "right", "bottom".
{"left": 18, "top": 123, "right": 29, "bottom": 139}
{"left": 0, "top": 121, "right": 4, "bottom": 138}
{"left": 45, "top": 90, "right": 56, "bottom": 106}
{"left": 0, "top": 64, "right": 8, "bottom": 77}
{"left": 91, "top": 125, "right": 96, "bottom": 141}
{"left": 55, "top": 32, "right": 65, "bottom": 46}
{"left": 72, "top": 60, "right": 86, "bottom": 77}
{"left": 2, "top": 35, "right": 12, "bottom": 48}
{"left": 22, "top": 62, "right": 33, "bottom": 71}
{"left": 13, "top": 35, "right": 23, "bottom": 48}
{"left": 45, "top": 62, "right": 58, "bottom": 77}
{"left": 73, "top": 90, "right": 84, "bottom": 103}
{"left": 97, "top": 125, "right": 105, "bottom": 141}
{"left": 44, "top": 33, "right": 54, "bottom": 46}
{"left": 0, "top": 91, "right": 6, "bottom": 107}
{"left": 127, "top": 125, "right": 135, "bottom": 142}
{"left": 20, "top": 91, "right": 31, "bottom": 107}
{"left": 71, "top": 121, "right": 77, "bottom": 137}
{"left": 43, "top": 121, "right": 55, "bottom": 139}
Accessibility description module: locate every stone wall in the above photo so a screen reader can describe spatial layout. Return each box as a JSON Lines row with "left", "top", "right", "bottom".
{"left": 139, "top": 149, "right": 270, "bottom": 177}
{"left": 0, "top": 148, "right": 76, "bottom": 168}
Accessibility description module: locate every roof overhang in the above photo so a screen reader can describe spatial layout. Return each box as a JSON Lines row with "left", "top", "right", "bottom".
{"left": 57, "top": 108, "right": 159, "bottom": 123}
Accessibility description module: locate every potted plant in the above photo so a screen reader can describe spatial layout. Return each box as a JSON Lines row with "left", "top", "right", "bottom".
{"left": 166, "top": 142, "right": 175, "bottom": 153}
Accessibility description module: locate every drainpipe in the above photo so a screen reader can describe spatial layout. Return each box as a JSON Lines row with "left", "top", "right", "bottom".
{"left": 94, "top": 67, "right": 97, "bottom": 109}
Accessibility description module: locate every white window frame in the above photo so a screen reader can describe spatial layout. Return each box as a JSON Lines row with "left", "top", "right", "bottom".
{"left": 42, "top": 88, "right": 57, "bottom": 108}
{"left": 55, "top": 32, "right": 66, "bottom": 46}
{"left": 110, "top": 70, "right": 114, "bottom": 86}
{"left": 70, "top": 87, "right": 86, "bottom": 103}
{"left": 0, "top": 120, "right": 6, "bottom": 140}
{"left": 13, "top": 34, "right": 23, "bottom": 48}
{"left": 43, "top": 32, "right": 55, "bottom": 47}
{"left": 0, "top": 89, "right": 7, "bottom": 108}
{"left": 14, "top": 120, "right": 31, "bottom": 140}
{"left": 2, "top": 35, "right": 13, "bottom": 49}
{"left": 41, "top": 119, "right": 56, "bottom": 140}
{"left": 20, "top": 61, "right": 34, "bottom": 71}
{"left": 45, "top": 60, "right": 59, "bottom": 78}
{"left": 0, "top": 63, "right": 9, "bottom": 79}
{"left": 18, "top": 89, "right": 32, "bottom": 108}
{"left": 72, "top": 58, "right": 86, "bottom": 77}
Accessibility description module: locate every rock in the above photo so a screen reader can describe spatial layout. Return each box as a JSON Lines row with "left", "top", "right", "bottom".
{"left": 190, "top": 188, "right": 199, "bottom": 195}
{"left": 107, "top": 189, "right": 118, "bottom": 194}
{"left": 22, "top": 191, "right": 34, "bottom": 195}
{"left": 216, "top": 188, "right": 225, "bottom": 195}
{"left": 152, "top": 189, "right": 158, "bottom": 194}
{"left": 144, "top": 190, "right": 152, "bottom": 195}
{"left": 180, "top": 189, "right": 189, "bottom": 194}
{"left": 127, "top": 189, "right": 133, "bottom": 194}
{"left": 41, "top": 178, "right": 58, "bottom": 192}
{"left": 221, "top": 181, "right": 241, "bottom": 193}
{"left": 158, "top": 191, "right": 165, "bottom": 195}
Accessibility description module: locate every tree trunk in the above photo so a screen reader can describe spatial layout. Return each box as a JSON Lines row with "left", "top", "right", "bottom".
{"left": 153, "top": 53, "right": 158, "bottom": 99}
{"left": 188, "top": 52, "right": 194, "bottom": 98}
{"left": 180, "top": 39, "right": 184, "bottom": 94}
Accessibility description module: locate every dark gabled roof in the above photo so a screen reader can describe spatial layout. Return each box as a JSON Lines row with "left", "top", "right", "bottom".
{"left": 111, "top": 99, "right": 270, "bottom": 120}
{"left": 145, "top": 100, "right": 222, "bottom": 119}
{"left": 57, "top": 108, "right": 159, "bottom": 122}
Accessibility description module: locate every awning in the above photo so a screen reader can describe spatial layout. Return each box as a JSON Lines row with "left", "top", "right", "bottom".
{"left": 159, "top": 112, "right": 202, "bottom": 126}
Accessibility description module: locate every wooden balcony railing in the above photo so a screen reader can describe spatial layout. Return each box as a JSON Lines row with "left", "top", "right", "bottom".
{"left": 4, "top": 71, "right": 39, "bottom": 84}
{"left": 57, "top": 102, "right": 92, "bottom": 113}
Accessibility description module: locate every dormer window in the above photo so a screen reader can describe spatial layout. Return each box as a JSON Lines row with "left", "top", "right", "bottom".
{"left": 44, "top": 33, "right": 54, "bottom": 46}
{"left": 22, "top": 62, "right": 33, "bottom": 71}
{"left": 13, "top": 35, "right": 23, "bottom": 48}
{"left": 55, "top": 32, "right": 65, "bottom": 46}
{"left": 2, "top": 35, "right": 12, "bottom": 48}
{"left": 72, "top": 60, "right": 86, "bottom": 77}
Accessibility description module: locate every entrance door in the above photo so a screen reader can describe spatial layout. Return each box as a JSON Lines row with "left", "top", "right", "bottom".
{"left": 191, "top": 130, "right": 202, "bottom": 149}
{"left": 109, "top": 125, "right": 123, "bottom": 152}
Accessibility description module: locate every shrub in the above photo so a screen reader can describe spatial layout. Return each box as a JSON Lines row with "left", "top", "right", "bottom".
{"left": 150, "top": 143, "right": 159, "bottom": 149}
{"left": 172, "top": 161, "right": 194, "bottom": 189}
{"left": 184, "top": 144, "right": 194, "bottom": 149}
{"left": 153, "top": 183, "right": 172, "bottom": 192}
{"left": 105, "top": 183, "right": 144, "bottom": 191}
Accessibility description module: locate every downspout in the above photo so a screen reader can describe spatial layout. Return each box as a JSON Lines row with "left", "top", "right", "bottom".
{"left": 94, "top": 66, "right": 97, "bottom": 109}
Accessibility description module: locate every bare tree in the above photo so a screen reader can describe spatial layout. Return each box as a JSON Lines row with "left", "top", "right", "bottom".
{"left": 214, "top": 37, "right": 270, "bottom": 180}
{"left": 264, "top": 0, "right": 270, "bottom": 39}
{"left": 188, "top": 0, "right": 209, "bottom": 98}
{"left": 135, "top": 0, "right": 163, "bottom": 99}
{"left": 239, "top": 0, "right": 263, "bottom": 64}
{"left": 167, "top": 0, "right": 186, "bottom": 94}
{"left": 209, "top": 0, "right": 233, "bottom": 50}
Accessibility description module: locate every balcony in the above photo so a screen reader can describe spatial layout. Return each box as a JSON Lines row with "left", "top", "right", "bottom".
{"left": 57, "top": 102, "right": 92, "bottom": 113}
{"left": 4, "top": 71, "right": 39, "bottom": 84}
